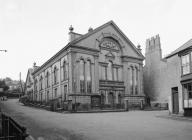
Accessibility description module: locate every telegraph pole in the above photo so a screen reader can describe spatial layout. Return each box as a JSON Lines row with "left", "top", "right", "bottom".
{"left": 19, "top": 72, "right": 24, "bottom": 98}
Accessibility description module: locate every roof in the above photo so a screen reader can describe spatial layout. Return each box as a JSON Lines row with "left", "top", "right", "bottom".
{"left": 33, "top": 20, "right": 144, "bottom": 74}
{"left": 165, "top": 39, "right": 192, "bottom": 58}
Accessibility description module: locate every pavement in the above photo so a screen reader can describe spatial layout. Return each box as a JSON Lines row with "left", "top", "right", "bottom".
{"left": 1, "top": 99, "right": 192, "bottom": 140}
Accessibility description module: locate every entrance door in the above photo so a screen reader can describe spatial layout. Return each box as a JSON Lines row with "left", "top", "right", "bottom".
{"left": 108, "top": 92, "right": 114, "bottom": 107}
{"left": 91, "top": 95, "right": 101, "bottom": 108}
{"left": 172, "top": 87, "right": 179, "bottom": 114}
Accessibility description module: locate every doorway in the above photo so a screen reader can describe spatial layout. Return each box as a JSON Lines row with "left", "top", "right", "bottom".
{"left": 172, "top": 87, "right": 179, "bottom": 114}
{"left": 108, "top": 92, "right": 114, "bottom": 107}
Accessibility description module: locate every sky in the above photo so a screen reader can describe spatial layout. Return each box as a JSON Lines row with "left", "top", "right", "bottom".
{"left": 0, "top": 0, "right": 192, "bottom": 81}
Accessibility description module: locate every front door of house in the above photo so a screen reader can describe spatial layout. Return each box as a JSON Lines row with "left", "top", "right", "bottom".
{"left": 172, "top": 87, "right": 179, "bottom": 114}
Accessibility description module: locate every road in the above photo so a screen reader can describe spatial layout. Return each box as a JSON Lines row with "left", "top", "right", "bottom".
{"left": 1, "top": 99, "right": 192, "bottom": 140}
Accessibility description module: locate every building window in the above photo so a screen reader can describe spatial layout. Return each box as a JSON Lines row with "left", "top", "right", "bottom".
{"left": 54, "top": 88, "right": 57, "bottom": 98}
{"left": 181, "top": 54, "right": 190, "bottom": 75}
{"left": 87, "top": 60, "right": 92, "bottom": 93}
{"left": 118, "top": 93, "right": 121, "bottom": 104}
{"left": 63, "top": 61, "right": 68, "bottom": 81}
{"left": 47, "top": 91, "right": 49, "bottom": 101}
{"left": 53, "top": 66, "right": 58, "bottom": 84}
{"left": 39, "top": 76, "right": 43, "bottom": 90}
{"left": 101, "top": 91, "right": 105, "bottom": 105}
{"left": 99, "top": 65, "right": 107, "bottom": 80}
{"left": 183, "top": 83, "right": 192, "bottom": 99}
{"left": 64, "top": 85, "right": 67, "bottom": 101}
{"left": 34, "top": 79, "right": 38, "bottom": 92}
{"left": 113, "top": 67, "right": 118, "bottom": 81}
{"left": 107, "top": 61, "right": 113, "bottom": 80}
{"left": 80, "top": 59, "right": 85, "bottom": 93}
{"left": 130, "top": 67, "right": 134, "bottom": 95}
{"left": 135, "top": 68, "right": 139, "bottom": 95}
{"left": 183, "top": 83, "right": 192, "bottom": 108}
{"left": 46, "top": 72, "right": 50, "bottom": 88}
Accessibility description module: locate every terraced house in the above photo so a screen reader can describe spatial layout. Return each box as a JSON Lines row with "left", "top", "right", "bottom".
{"left": 26, "top": 21, "right": 145, "bottom": 111}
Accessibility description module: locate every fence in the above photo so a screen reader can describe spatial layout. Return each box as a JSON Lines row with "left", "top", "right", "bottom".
{"left": 0, "top": 113, "right": 28, "bottom": 140}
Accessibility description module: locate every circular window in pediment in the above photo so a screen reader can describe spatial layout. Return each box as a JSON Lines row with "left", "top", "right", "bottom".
{"left": 100, "top": 38, "right": 120, "bottom": 52}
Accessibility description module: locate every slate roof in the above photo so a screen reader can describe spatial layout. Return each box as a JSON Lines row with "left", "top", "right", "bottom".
{"left": 165, "top": 39, "right": 192, "bottom": 59}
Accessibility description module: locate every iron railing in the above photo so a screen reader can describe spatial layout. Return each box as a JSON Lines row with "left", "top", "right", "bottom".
{"left": 0, "top": 113, "right": 28, "bottom": 140}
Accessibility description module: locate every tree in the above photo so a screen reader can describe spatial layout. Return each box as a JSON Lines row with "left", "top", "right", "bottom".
{"left": 0, "top": 80, "right": 9, "bottom": 91}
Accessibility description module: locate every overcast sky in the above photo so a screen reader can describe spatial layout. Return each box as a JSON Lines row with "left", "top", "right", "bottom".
{"left": 0, "top": 0, "right": 192, "bottom": 81}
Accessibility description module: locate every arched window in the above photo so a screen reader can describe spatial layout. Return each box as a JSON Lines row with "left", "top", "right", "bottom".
{"left": 118, "top": 93, "right": 121, "bottom": 104}
{"left": 46, "top": 71, "right": 50, "bottom": 88}
{"left": 39, "top": 76, "right": 43, "bottom": 90}
{"left": 80, "top": 59, "right": 85, "bottom": 93}
{"left": 54, "top": 66, "right": 58, "bottom": 84}
{"left": 135, "top": 68, "right": 139, "bottom": 95}
{"left": 34, "top": 79, "right": 38, "bottom": 92}
{"left": 107, "top": 61, "right": 113, "bottom": 80}
{"left": 63, "top": 61, "right": 68, "bottom": 81}
{"left": 130, "top": 67, "right": 134, "bottom": 95}
{"left": 86, "top": 60, "right": 92, "bottom": 93}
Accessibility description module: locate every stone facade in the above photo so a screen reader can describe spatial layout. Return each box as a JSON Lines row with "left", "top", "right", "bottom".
{"left": 26, "top": 21, "right": 145, "bottom": 110}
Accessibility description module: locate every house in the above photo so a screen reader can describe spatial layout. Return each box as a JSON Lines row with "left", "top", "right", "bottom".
{"left": 144, "top": 35, "right": 192, "bottom": 116}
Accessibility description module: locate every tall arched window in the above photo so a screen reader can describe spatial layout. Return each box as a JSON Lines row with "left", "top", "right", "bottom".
{"left": 107, "top": 61, "right": 113, "bottom": 80}
{"left": 39, "top": 76, "right": 43, "bottom": 90}
{"left": 80, "top": 59, "right": 85, "bottom": 93}
{"left": 46, "top": 71, "right": 50, "bottom": 88}
{"left": 63, "top": 61, "right": 67, "bottom": 81}
{"left": 54, "top": 66, "right": 58, "bottom": 84}
{"left": 86, "top": 60, "right": 92, "bottom": 93}
{"left": 34, "top": 79, "right": 38, "bottom": 92}
{"left": 135, "top": 68, "right": 139, "bottom": 95}
{"left": 130, "top": 67, "right": 134, "bottom": 95}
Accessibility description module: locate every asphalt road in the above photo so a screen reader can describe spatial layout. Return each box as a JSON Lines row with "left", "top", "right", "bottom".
{"left": 1, "top": 99, "right": 192, "bottom": 140}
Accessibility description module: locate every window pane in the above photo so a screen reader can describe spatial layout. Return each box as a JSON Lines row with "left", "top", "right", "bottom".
{"left": 87, "top": 61, "right": 91, "bottom": 93}
{"left": 107, "top": 62, "right": 112, "bottom": 80}
{"left": 182, "top": 54, "right": 190, "bottom": 75}
{"left": 80, "top": 60, "right": 85, "bottom": 93}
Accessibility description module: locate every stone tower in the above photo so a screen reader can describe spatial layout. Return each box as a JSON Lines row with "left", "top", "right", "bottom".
{"left": 144, "top": 35, "right": 166, "bottom": 102}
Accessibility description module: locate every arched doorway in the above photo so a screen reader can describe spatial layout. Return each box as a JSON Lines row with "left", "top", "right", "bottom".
{"left": 108, "top": 92, "right": 114, "bottom": 107}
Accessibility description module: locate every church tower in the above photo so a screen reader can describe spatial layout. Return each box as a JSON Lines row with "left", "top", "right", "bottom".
{"left": 144, "top": 35, "right": 164, "bottom": 101}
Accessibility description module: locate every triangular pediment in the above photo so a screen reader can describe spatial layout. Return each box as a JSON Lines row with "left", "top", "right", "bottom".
{"left": 71, "top": 20, "right": 144, "bottom": 60}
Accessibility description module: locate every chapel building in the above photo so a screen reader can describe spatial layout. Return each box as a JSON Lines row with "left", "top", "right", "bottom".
{"left": 26, "top": 21, "right": 145, "bottom": 110}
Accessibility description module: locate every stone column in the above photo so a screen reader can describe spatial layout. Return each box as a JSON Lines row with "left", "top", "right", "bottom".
{"left": 105, "top": 91, "right": 108, "bottom": 104}
{"left": 115, "top": 91, "right": 118, "bottom": 104}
